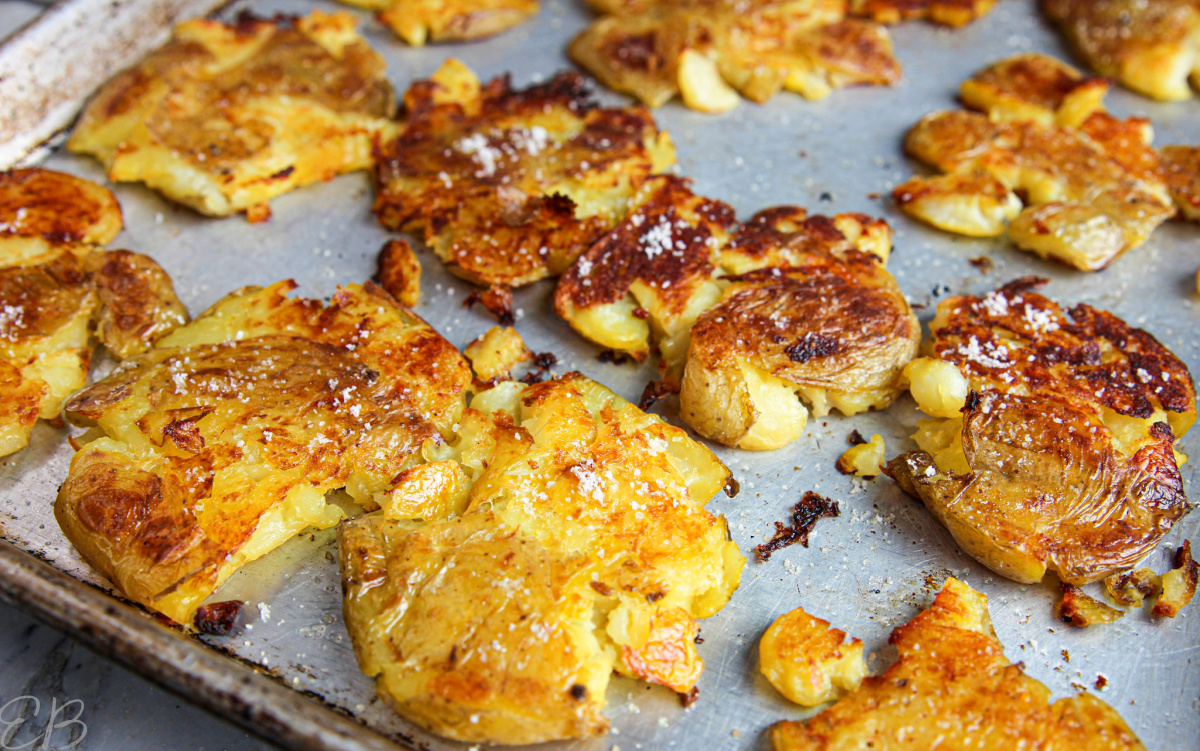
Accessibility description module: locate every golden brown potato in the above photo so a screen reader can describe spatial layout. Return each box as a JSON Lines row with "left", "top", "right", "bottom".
{"left": 56, "top": 281, "right": 471, "bottom": 625}
{"left": 896, "top": 104, "right": 1174, "bottom": 271}
{"left": 569, "top": 0, "right": 900, "bottom": 112}
{"left": 374, "top": 59, "right": 675, "bottom": 293}
{"left": 771, "top": 578, "right": 1146, "bottom": 750}
{"left": 1153, "top": 540, "right": 1198, "bottom": 617}
{"left": 959, "top": 53, "right": 1109, "bottom": 127}
{"left": 375, "top": 239, "right": 421, "bottom": 307}
{"left": 851, "top": 0, "right": 995, "bottom": 26}
{"left": 337, "top": 0, "right": 537, "bottom": 46}
{"left": 836, "top": 434, "right": 885, "bottom": 477}
{"left": 759, "top": 606, "right": 865, "bottom": 707}
{"left": 1043, "top": 0, "right": 1200, "bottom": 101}
{"left": 463, "top": 325, "right": 532, "bottom": 383}
{"left": 0, "top": 169, "right": 187, "bottom": 457}
{"left": 1159, "top": 145, "right": 1200, "bottom": 222}
{"left": 1104, "top": 568, "right": 1162, "bottom": 609}
{"left": 1056, "top": 584, "right": 1124, "bottom": 627}
{"left": 890, "top": 277, "right": 1195, "bottom": 586}
{"left": 338, "top": 374, "right": 744, "bottom": 744}
{"left": 69, "top": 11, "right": 397, "bottom": 222}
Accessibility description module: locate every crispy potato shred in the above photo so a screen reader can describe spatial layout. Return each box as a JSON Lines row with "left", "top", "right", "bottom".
{"left": 890, "top": 277, "right": 1196, "bottom": 586}
{"left": 555, "top": 178, "right": 919, "bottom": 450}
{"left": 1042, "top": 0, "right": 1200, "bottom": 101}
{"left": 338, "top": 374, "right": 745, "bottom": 744}
{"left": 569, "top": 0, "right": 902, "bottom": 113}
{"left": 0, "top": 168, "right": 187, "bottom": 457}
{"left": 55, "top": 281, "right": 471, "bottom": 625}
{"left": 68, "top": 11, "right": 398, "bottom": 222}
{"left": 373, "top": 59, "right": 675, "bottom": 301}
{"left": 895, "top": 53, "right": 1178, "bottom": 271}
{"left": 771, "top": 578, "right": 1146, "bottom": 750}
{"left": 759, "top": 606, "right": 865, "bottom": 707}
{"left": 336, "top": 0, "right": 538, "bottom": 46}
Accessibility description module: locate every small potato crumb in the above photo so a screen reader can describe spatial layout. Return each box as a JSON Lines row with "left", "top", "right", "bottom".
{"left": 1056, "top": 584, "right": 1124, "bottom": 628}
{"left": 1153, "top": 540, "right": 1197, "bottom": 618}
{"left": 836, "top": 434, "right": 885, "bottom": 478}
{"left": 464, "top": 326, "right": 533, "bottom": 383}
{"left": 759, "top": 606, "right": 865, "bottom": 707}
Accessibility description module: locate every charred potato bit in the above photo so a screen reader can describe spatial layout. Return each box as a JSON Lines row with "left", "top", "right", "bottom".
{"left": 374, "top": 59, "right": 675, "bottom": 292}
{"left": 772, "top": 579, "right": 1146, "bottom": 750}
{"left": 569, "top": 0, "right": 900, "bottom": 112}
{"left": 836, "top": 434, "right": 885, "bottom": 478}
{"left": 1153, "top": 540, "right": 1198, "bottom": 617}
{"left": 891, "top": 278, "right": 1196, "bottom": 585}
{"left": 1056, "top": 583, "right": 1124, "bottom": 627}
{"left": 681, "top": 209, "right": 917, "bottom": 450}
{"left": 896, "top": 99, "right": 1174, "bottom": 270}
{"left": 554, "top": 176, "right": 733, "bottom": 370}
{"left": 1043, "top": 0, "right": 1200, "bottom": 101}
{"left": 1159, "top": 145, "right": 1200, "bottom": 222}
{"left": 759, "top": 606, "right": 865, "bottom": 707}
{"left": 0, "top": 169, "right": 187, "bottom": 457}
{"left": 338, "top": 374, "right": 744, "bottom": 744}
{"left": 55, "top": 281, "right": 470, "bottom": 624}
{"left": 464, "top": 326, "right": 533, "bottom": 383}
{"left": 850, "top": 0, "right": 996, "bottom": 27}
{"left": 337, "top": 0, "right": 537, "bottom": 46}
{"left": 1103, "top": 568, "right": 1161, "bottom": 609}
{"left": 375, "top": 239, "right": 421, "bottom": 307}
{"left": 959, "top": 53, "right": 1109, "bottom": 127}
{"left": 68, "top": 11, "right": 397, "bottom": 221}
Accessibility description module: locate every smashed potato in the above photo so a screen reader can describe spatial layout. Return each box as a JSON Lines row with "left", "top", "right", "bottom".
{"left": 959, "top": 53, "right": 1109, "bottom": 127}
{"left": 771, "top": 578, "right": 1146, "bottom": 750}
{"left": 569, "top": 0, "right": 900, "bottom": 112}
{"left": 897, "top": 82, "right": 1174, "bottom": 270}
{"left": 69, "top": 11, "right": 397, "bottom": 222}
{"left": 374, "top": 59, "right": 674, "bottom": 299}
{"left": 1056, "top": 584, "right": 1124, "bottom": 628}
{"left": 463, "top": 325, "right": 533, "bottom": 383}
{"left": 338, "top": 374, "right": 744, "bottom": 744}
{"left": 1159, "top": 145, "right": 1200, "bottom": 222}
{"left": 759, "top": 606, "right": 865, "bottom": 707}
{"left": 0, "top": 169, "right": 186, "bottom": 457}
{"left": 890, "top": 278, "right": 1195, "bottom": 585}
{"left": 850, "top": 0, "right": 996, "bottom": 27}
{"left": 1153, "top": 540, "right": 1198, "bottom": 617}
{"left": 337, "top": 0, "right": 537, "bottom": 46}
{"left": 56, "top": 281, "right": 470, "bottom": 624}
{"left": 1043, "top": 0, "right": 1200, "bottom": 101}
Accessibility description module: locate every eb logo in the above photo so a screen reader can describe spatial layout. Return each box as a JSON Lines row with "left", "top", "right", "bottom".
{"left": 0, "top": 696, "right": 87, "bottom": 750}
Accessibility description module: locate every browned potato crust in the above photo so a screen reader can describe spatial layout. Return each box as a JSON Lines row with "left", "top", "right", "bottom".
{"left": 890, "top": 278, "right": 1195, "bottom": 585}
{"left": 569, "top": 0, "right": 900, "bottom": 112}
{"left": 374, "top": 59, "right": 674, "bottom": 291}
{"left": 337, "top": 0, "right": 538, "bottom": 46}
{"left": 771, "top": 578, "right": 1146, "bottom": 750}
{"left": 68, "top": 11, "right": 397, "bottom": 221}
{"left": 0, "top": 168, "right": 123, "bottom": 245}
{"left": 339, "top": 374, "right": 743, "bottom": 744}
{"left": 1043, "top": 0, "right": 1200, "bottom": 101}
{"left": 56, "top": 281, "right": 470, "bottom": 624}
{"left": 375, "top": 238, "right": 421, "bottom": 307}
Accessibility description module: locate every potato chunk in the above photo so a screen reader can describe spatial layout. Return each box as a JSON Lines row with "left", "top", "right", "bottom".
{"left": 890, "top": 278, "right": 1195, "bottom": 586}
{"left": 1153, "top": 540, "right": 1198, "bottom": 617}
{"left": 569, "top": 0, "right": 900, "bottom": 112}
{"left": 373, "top": 59, "right": 674, "bottom": 292}
{"left": 336, "top": 0, "right": 537, "bottom": 46}
{"left": 0, "top": 169, "right": 186, "bottom": 457}
{"left": 836, "top": 434, "right": 885, "bottom": 478}
{"left": 463, "top": 326, "right": 533, "bottom": 383}
{"left": 959, "top": 53, "right": 1109, "bottom": 126}
{"left": 1159, "top": 145, "right": 1200, "bottom": 222}
{"left": 56, "top": 281, "right": 470, "bottom": 624}
{"left": 771, "top": 578, "right": 1145, "bottom": 750}
{"left": 1043, "top": 0, "right": 1200, "bottom": 101}
{"left": 338, "top": 374, "right": 744, "bottom": 744}
{"left": 759, "top": 606, "right": 865, "bottom": 706}
{"left": 1056, "top": 584, "right": 1124, "bottom": 628}
{"left": 375, "top": 239, "right": 421, "bottom": 307}
{"left": 69, "top": 11, "right": 397, "bottom": 221}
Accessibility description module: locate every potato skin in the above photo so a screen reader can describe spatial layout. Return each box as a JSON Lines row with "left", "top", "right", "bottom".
{"left": 56, "top": 281, "right": 470, "bottom": 624}
{"left": 339, "top": 374, "right": 744, "bottom": 744}
{"left": 68, "top": 11, "right": 397, "bottom": 220}
{"left": 771, "top": 578, "right": 1145, "bottom": 750}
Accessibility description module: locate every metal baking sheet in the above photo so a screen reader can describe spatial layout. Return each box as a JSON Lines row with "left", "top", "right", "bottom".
{"left": 2, "top": 0, "right": 1198, "bottom": 748}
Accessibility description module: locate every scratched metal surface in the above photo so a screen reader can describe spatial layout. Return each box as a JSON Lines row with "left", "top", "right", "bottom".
{"left": 1, "top": 0, "right": 1198, "bottom": 748}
